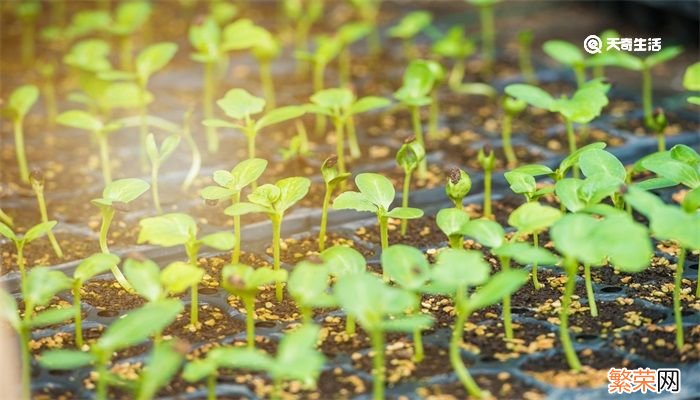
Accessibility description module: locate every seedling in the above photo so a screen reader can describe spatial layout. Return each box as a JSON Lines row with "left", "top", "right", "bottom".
{"left": 637, "top": 144, "right": 700, "bottom": 192}
{"left": 146, "top": 133, "right": 181, "bottom": 214}
{"left": 517, "top": 29, "right": 536, "bottom": 84}
{"left": 432, "top": 26, "right": 475, "bottom": 88}
{"left": 445, "top": 167, "right": 472, "bottom": 209}
{"left": 394, "top": 61, "right": 435, "bottom": 179}
{"left": 683, "top": 61, "right": 700, "bottom": 105}
{"left": 418, "top": 60, "right": 447, "bottom": 139}
{"left": 551, "top": 211, "right": 651, "bottom": 371}
{"left": 71, "top": 253, "right": 121, "bottom": 347}
{"left": 335, "top": 272, "right": 432, "bottom": 400}
{"left": 0, "top": 209, "right": 13, "bottom": 227}
{"left": 138, "top": 213, "right": 234, "bottom": 326}
{"left": 337, "top": 22, "right": 371, "bottom": 86}
{"left": 349, "top": 0, "right": 383, "bottom": 54}
{"left": 105, "top": 1, "right": 152, "bottom": 70}
{"left": 468, "top": 0, "right": 498, "bottom": 77}
{"left": 542, "top": 39, "right": 588, "bottom": 87}
{"left": 39, "top": 299, "right": 183, "bottom": 400}
{"left": 131, "top": 341, "right": 186, "bottom": 400}
{"left": 396, "top": 137, "right": 426, "bottom": 235}
{"left": 180, "top": 108, "right": 201, "bottom": 191}
{"left": 625, "top": 186, "right": 700, "bottom": 349}
{"left": 283, "top": 0, "right": 324, "bottom": 62}
{"left": 320, "top": 245, "right": 366, "bottom": 334}
{"left": 333, "top": 173, "right": 424, "bottom": 266}
{"left": 14, "top": 0, "right": 41, "bottom": 66}
{"left": 225, "top": 177, "right": 311, "bottom": 301}
{"left": 183, "top": 324, "right": 324, "bottom": 400}
{"left": 37, "top": 61, "right": 57, "bottom": 126}
{"left": 428, "top": 249, "right": 528, "bottom": 398}
{"left": 478, "top": 145, "right": 495, "bottom": 218}
{"left": 91, "top": 178, "right": 150, "bottom": 258}
{"left": 387, "top": 10, "right": 432, "bottom": 58}
{"left": 319, "top": 156, "right": 351, "bottom": 251}
{"left": 251, "top": 27, "right": 282, "bottom": 109}
{"left": 2, "top": 84, "right": 39, "bottom": 183}
{"left": 1, "top": 267, "right": 74, "bottom": 400}
{"left": 28, "top": 170, "right": 63, "bottom": 258}
{"left": 201, "top": 158, "right": 268, "bottom": 262}
{"left": 296, "top": 34, "right": 342, "bottom": 94}
{"left": 56, "top": 110, "right": 123, "bottom": 184}
{"left": 501, "top": 96, "right": 527, "bottom": 167}
{"left": 307, "top": 88, "right": 390, "bottom": 173}
{"left": 209, "top": 0, "right": 238, "bottom": 25}
{"left": 436, "top": 207, "right": 470, "bottom": 249}
{"left": 204, "top": 88, "right": 305, "bottom": 161}
{"left": 0, "top": 220, "right": 57, "bottom": 285}
{"left": 288, "top": 260, "right": 335, "bottom": 323}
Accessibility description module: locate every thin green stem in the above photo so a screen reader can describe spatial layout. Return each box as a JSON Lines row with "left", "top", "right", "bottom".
{"left": 642, "top": 67, "right": 653, "bottom": 127}
{"left": 319, "top": 184, "right": 332, "bottom": 252}
{"left": 345, "top": 314, "right": 356, "bottom": 336}
{"left": 271, "top": 377, "right": 283, "bottom": 400}
{"left": 119, "top": 35, "right": 133, "bottom": 71}
{"left": 502, "top": 114, "right": 517, "bottom": 167}
{"left": 34, "top": 185, "right": 63, "bottom": 258}
{"left": 532, "top": 231, "right": 541, "bottom": 289}
{"left": 413, "top": 328, "right": 424, "bottom": 362}
{"left": 657, "top": 132, "right": 666, "bottom": 152}
{"left": 207, "top": 374, "right": 216, "bottom": 400}
{"left": 260, "top": 61, "right": 276, "bottom": 110}
{"left": 411, "top": 106, "right": 427, "bottom": 180}
{"left": 188, "top": 243, "right": 199, "bottom": 327}
{"left": 97, "top": 133, "right": 112, "bottom": 185}
{"left": 519, "top": 40, "right": 536, "bottom": 84}
{"left": 483, "top": 169, "right": 492, "bottom": 218}
{"left": 138, "top": 87, "right": 149, "bottom": 171}
{"left": 334, "top": 118, "right": 347, "bottom": 178}
{"left": 565, "top": 119, "right": 579, "bottom": 178}
{"left": 400, "top": 171, "right": 411, "bottom": 236}
{"left": 584, "top": 263, "right": 597, "bottom": 317}
{"left": 99, "top": 207, "right": 114, "bottom": 254}
{"left": 272, "top": 214, "right": 283, "bottom": 301}
{"left": 500, "top": 256, "right": 513, "bottom": 340}
{"left": 450, "top": 235, "right": 463, "bottom": 249}
{"left": 369, "top": 329, "right": 385, "bottom": 400}
{"left": 451, "top": 287, "right": 483, "bottom": 397}
{"left": 95, "top": 353, "right": 108, "bottom": 400}
{"left": 347, "top": 116, "right": 361, "bottom": 159}
{"left": 152, "top": 164, "right": 161, "bottom": 214}
{"left": 232, "top": 191, "right": 241, "bottom": 263}
{"left": 479, "top": 4, "right": 495, "bottom": 78}
{"left": 379, "top": 215, "right": 389, "bottom": 281}
{"left": 340, "top": 46, "right": 351, "bottom": 87}
{"left": 19, "top": 324, "right": 31, "bottom": 400}
{"left": 181, "top": 113, "right": 201, "bottom": 191}
{"left": 13, "top": 119, "right": 29, "bottom": 183}
{"left": 428, "top": 90, "right": 439, "bottom": 139}
{"left": 204, "top": 62, "right": 218, "bottom": 153}
{"left": 243, "top": 295, "right": 255, "bottom": 348}
{"left": 44, "top": 79, "right": 57, "bottom": 127}
{"left": 561, "top": 257, "right": 582, "bottom": 371}
{"left": 449, "top": 59, "right": 465, "bottom": 88}
{"left": 573, "top": 63, "right": 586, "bottom": 88}
{"left": 73, "top": 282, "right": 83, "bottom": 348}
{"left": 674, "top": 247, "right": 685, "bottom": 350}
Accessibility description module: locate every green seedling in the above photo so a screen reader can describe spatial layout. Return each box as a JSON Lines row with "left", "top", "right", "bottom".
{"left": 505, "top": 79, "right": 610, "bottom": 168}
{"left": 71, "top": 253, "right": 120, "bottom": 348}
{"left": 0, "top": 209, "right": 13, "bottom": 227}
{"left": 416, "top": 60, "right": 447, "bottom": 139}
{"left": 396, "top": 137, "right": 426, "bottom": 235}
{"left": 335, "top": 272, "right": 432, "bottom": 400}
{"left": 542, "top": 39, "right": 588, "bottom": 87}
{"left": 204, "top": 88, "right": 305, "bottom": 161}
{"left": 468, "top": 0, "right": 498, "bottom": 77}
{"left": 39, "top": 299, "right": 183, "bottom": 400}
{"left": 319, "top": 156, "right": 351, "bottom": 251}
{"left": 501, "top": 96, "right": 527, "bottom": 167}
{"left": 125, "top": 258, "right": 204, "bottom": 305}
{"left": 436, "top": 207, "right": 470, "bottom": 249}
{"left": 146, "top": 133, "right": 181, "bottom": 214}
{"left": 105, "top": 1, "right": 152, "bottom": 71}
{"left": 551, "top": 211, "right": 651, "bottom": 371}
{"left": 62, "top": 39, "right": 111, "bottom": 109}
{"left": 428, "top": 249, "right": 528, "bottom": 398}
{"left": 388, "top": 10, "right": 432, "bottom": 58}
{"left": 37, "top": 62, "right": 58, "bottom": 126}
{"left": 333, "top": 173, "right": 424, "bottom": 265}
{"left": 222, "top": 263, "right": 287, "bottom": 347}
{"left": 180, "top": 108, "right": 201, "bottom": 191}
{"left": 92, "top": 178, "right": 150, "bottom": 259}
{"left": 349, "top": 0, "right": 383, "bottom": 54}
{"left": 183, "top": 324, "right": 324, "bottom": 400}
{"left": 517, "top": 29, "right": 536, "bottom": 84}
{"left": 288, "top": 260, "right": 335, "bottom": 323}
{"left": 132, "top": 340, "right": 186, "bottom": 400}
{"left": 201, "top": 158, "right": 268, "bottom": 262}
{"left": 283, "top": 0, "right": 324, "bottom": 62}
{"left": 296, "top": 34, "right": 342, "bottom": 93}
{"left": 637, "top": 144, "right": 700, "bottom": 193}
{"left": 445, "top": 167, "right": 472, "bottom": 209}
{"left": 625, "top": 186, "right": 700, "bottom": 349}
{"left": 0, "top": 221, "right": 57, "bottom": 285}
{"left": 320, "top": 245, "right": 366, "bottom": 335}
{"left": 2, "top": 85, "right": 39, "bottom": 183}
{"left": 394, "top": 61, "right": 435, "bottom": 179}
{"left": 226, "top": 177, "right": 311, "bottom": 301}
{"left": 461, "top": 203, "right": 560, "bottom": 340}
{"left": 478, "top": 145, "right": 496, "bottom": 218}
{"left": 588, "top": 29, "right": 620, "bottom": 79}
{"left": 337, "top": 22, "right": 372, "bottom": 86}
{"left": 432, "top": 26, "right": 475, "bottom": 88}
{"left": 29, "top": 170, "right": 63, "bottom": 258}
{"left": 307, "top": 88, "right": 390, "bottom": 172}
{"left": 683, "top": 61, "right": 700, "bottom": 105}
{"left": 1, "top": 267, "right": 74, "bottom": 400}
{"left": 14, "top": 0, "right": 41, "bottom": 66}
{"left": 252, "top": 27, "right": 282, "bottom": 109}
{"left": 382, "top": 245, "right": 433, "bottom": 362}
{"left": 209, "top": 0, "right": 238, "bottom": 25}
{"left": 138, "top": 213, "right": 234, "bottom": 326}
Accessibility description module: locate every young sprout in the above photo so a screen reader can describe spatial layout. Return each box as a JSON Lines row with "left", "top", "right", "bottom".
{"left": 588, "top": 29, "right": 620, "bottom": 79}
{"left": 92, "top": 178, "right": 150, "bottom": 257}
{"left": 37, "top": 61, "right": 58, "bottom": 126}
{"left": 319, "top": 156, "right": 351, "bottom": 251}
{"left": 183, "top": 324, "right": 324, "bottom": 400}
{"left": 432, "top": 26, "right": 476, "bottom": 88}
{"left": 418, "top": 60, "right": 447, "bottom": 139}
{"left": 180, "top": 108, "right": 201, "bottom": 191}
{"left": 71, "top": 253, "right": 121, "bottom": 348}
{"left": 201, "top": 158, "right": 268, "bottom": 263}
{"left": 333, "top": 173, "right": 424, "bottom": 269}
{"left": 105, "top": 1, "right": 152, "bottom": 71}
{"left": 542, "top": 39, "right": 588, "bottom": 87}
{"left": 349, "top": 0, "right": 383, "bottom": 54}
{"left": 429, "top": 249, "right": 528, "bottom": 398}
{"left": 396, "top": 137, "right": 426, "bottom": 235}
{"left": 2, "top": 84, "right": 39, "bottom": 183}
{"left": 467, "top": 0, "right": 498, "bottom": 77}
{"left": 296, "top": 34, "right": 342, "bottom": 94}
{"left": 282, "top": 0, "right": 324, "bottom": 61}
{"left": 0, "top": 220, "right": 56, "bottom": 285}
{"left": 394, "top": 61, "right": 435, "bottom": 179}
{"left": 288, "top": 259, "right": 335, "bottom": 323}
{"left": 209, "top": 0, "right": 238, "bottom": 25}
{"left": 436, "top": 207, "right": 470, "bottom": 249}
{"left": 501, "top": 96, "right": 527, "bottom": 167}
{"left": 445, "top": 167, "right": 472, "bottom": 209}
{"left": 517, "top": 29, "right": 536, "bottom": 84}
{"left": 226, "top": 177, "right": 311, "bottom": 301}
{"left": 138, "top": 213, "right": 234, "bottom": 326}
{"left": 125, "top": 257, "right": 204, "bottom": 305}
{"left": 251, "top": 28, "right": 282, "bottom": 110}
{"left": 39, "top": 299, "right": 183, "bottom": 400}
{"left": 478, "top": 145, "right": 495, "bottom": 218}
{"left": 461, "top": 203, "right": 560, "bottom": 340}
{"left": 683, "top": 61, "right": 700, "bottom": 105}
{"left": 0, "top": 209, "right": 13, "bottom": 227}
{"left": 625, "top": 186, "right": 699, "bottom": 349}
{"left": 387, "top": 10, "right": 432, "bottom": 58}
{"left": 648, "top": 108, "right": 668, "bottom": 152}
{"left": 320, "top": 245, "right": 366, "bottom": 335}
{"left": 204, "top": 88, "right": 305, "bottom": 161}
{"left": 146, "top": 133, "right": 181, "bottom": 214}
{"left": 1, "top": 267, "right": 74, "bottom": 400}
{"left": 132, "top": 341, "right": 186, "bottom": 400}
{"left": 29, "top": 170, "right": 63, "bottom": 258}
{"left": 14, "top": 0, "right": 41, "bottom": 66}
{"left": 337, "top": 22, "right": 371, "bottom": 86}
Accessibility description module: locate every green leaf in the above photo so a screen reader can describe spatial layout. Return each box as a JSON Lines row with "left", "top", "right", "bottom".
{"left": 56, "top": 110, "right": 103, "bottom": 132}
{"left": 202, "top": 118, "right": 238, "bottom": 128}
{"left": 320, "top": 246, "right": 366, "bottom": 277}
{"left": 382, "top": 245, "right": 430, "bottom": 290}
{"left": 74, "top": 253, "right": 120, "bottom": 282}
{"left": 213, "top": 347, "right": 274, "bottom": 372}
{"left": 288, "top": 261, "right": 335, "bottom": 308}
{"left": 255, "top": 106, "right": 305, "bottom": 131}
{"left": 645, "top": 46, "right": 683, "bottom": 69}
{"left": 124, "top": 258, "right": 163, "bottom": 302}
{"left": 555, "top": 178, "right": 587, "bottom": 213}
{"left": 39, "top": 350, "right": 94, "bottom": 370}
{"left": 310, "top": 88, "right": 355, "bottom": 112}
{"left": 217, "top": 88, "right": 265, "bottom": 120}
{"left": 504, "top": 84, "right": 554, "bottom": 110}
{"left": 0, "top": 290, "right": 20, "bottom": 329}
{"left": 682, "top": 187, "right": 700, "bottom": 213}
{"left": 222, "top": 19, "right": 263, "bottom": 51}
{"left": 385, "top": 207, "right": 424, "bottom": 219}
{"left": 136, "top": 42, "right": 177, "bottom": 83}
{"left": 224, "top": 201, "right": 271, "bottom": 216}
{"left": 136, "top": 341, "right": 184, "bottom": 400}
{"left": 436, "top": 208, "right": 470, "bottom": 237}
{"left": 579, "top": 149, "right": 626, "bottom": 181}
{"left": 231, "top": 158, "right": 268, "bottom": 190}
{"left": 381, "top": 314, "right": 433, "bottom": 332}
{"left": 221, "top": 264, "right": 287, "bottom": 295}
{"left": 466, "top": 270, "right": 528, "bottom": 312}
{"left": 137, "top": 213, "right": 197, "bottom": 247}
{"left": 387, "top": 10, "right": 432, "bottom": 39}
{"left": 591, "top": 214, "right": 652, "bottom": 271}
{"left": 642, "top": 152, "right": 700, "bottom": 189}
{"left": 102, "top": 178, "right": 150, "bottom": 203}
{"left": 551, "top": 214, "right": 604, "bottom": 266}
{"left": 429, "top": 249, "right": 490, "bottom": 294}
{"left": 272, "top": 324, "right": 325, "bottom": 383}
{"left": 492, "top": 242, "right": 558, "bottom": 266}
{"left": 432, "top": 26, "right": 475, "bottom": 59}
{"left": 28, "top": 307, "right": 76, "bottom": 328}
{"left": 508, "top": 202, "right": 562, "bottom": 236}
{"left": 542, "top": 40, "right": 584, "bottom": 66}
{"left": 683, "top": 62, "right": 700, "bottom": 91}
{"left": 558, "top": 142, "right": 607, "bottom": 176}
{"left": 112, "top": 1, "right": 151, "bottom": 35}
{"left": 355, "top": 173, "right": 395, "bottom": 211}
{"left": 182, "top": 359, "right": 218, "bottom": 382}
{"left": 396, "top": 139, "right": 426, "bottom": 172}
{"left": 461, "top": 219, "right": 504, "bottom": 249}
{"left": 504, "top": 171, "right": 536, "bottom": 195}
{"left": 350, "top": 96, "right": 391, "bottom": 115}
{"left": 0, "top": 222, "right": 17, "bottom": 241}
{"left": 274, "top": 177, "right": 311, "bottom": 213}
{"left": 588, "top": 51, "right": 642, "bottom": 71}
{"left": 25, "top": 267, "right": 73, "bottom": 307}
{"left": 23, "top": 220, "right": 57, "bottom": 242}
{"left": 161, "top": 262, "right": 204, "bottom": 295}
{"left": 394, "top": 61, "right": 434, "bottom": 105}
{"left": 7, "top": 85, "right": 39, "bottom": 119}
{"left": 552, "top": 79, "right": 610, "bottom": 123}
{"left": 200, "top": 231, "right": 235, "bottom": 250}
{"left": 332, "top": 191, "right": 377, "bottom": 213}
{"left": 97, "top": 299, "right": 183, "bottom": 352}
{"left": 200, "top": 186, "right": 235, "bottom": 201}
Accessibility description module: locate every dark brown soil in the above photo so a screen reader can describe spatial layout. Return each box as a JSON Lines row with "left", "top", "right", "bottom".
{"left": 81, "top": 280, "right": 146, "bottom": 313}
{"left": 614, "top": 324, "right": 700, "bottom": 363}
{"left": 163, "top": 304, "right": 244, "bottom": 342}
{"left": 416, "top": 373, "right": 545, "bottom": 399}
{"left": 268, "top": 231, "right": 375, "bottom": 265}
{"left": 528, "top": 127, "right": 627, "bottom": 153}
{"left": 227, "top": 286, "right": 301, "bottom": 322}
{"left": 356, "top": 215, "right": 445, "bottom": 249}
{"left": 1, "top": 232, "right": 100, "bottom": 275}
{"left": 462, "top": 320, "right": 556, "bottom": 362}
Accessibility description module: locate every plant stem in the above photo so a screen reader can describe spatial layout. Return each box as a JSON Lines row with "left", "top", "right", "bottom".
{"left": 502, "top": 114, "right": 517, "bottom": 167}
{"left": 411, "top": 106, "right": 427, "bottom": 180}
{"left": 561, "top": 257, "right": 582, "bottom": 371}
{"left": 449, "top": 59, "right": 465, "bottom": 89}
{"left": 44, "top": 78, "right": 57, "bottom": 127}
{"left": 34, "top": 185, "right": 63, "bottom": 258}
{"left": 204, "top": 62, "right": 218, "bottom": 153}
{"left": 347, "top": 116, "right": 361, "bottom": 159}
{"left": 319, "top": 184, "right": 332, "bottom": 252}
{"left": 119, "top": 35, "right": 133, "bottom": 71}
{"left": 500, "top": 256, "right": 513, "bottom": 341}
{"left": 97, "top": 133, "right": 112, "bottom": 185}
{"left": 450, "top": 235, "right": 463, "bottom": 249}
{"left": 565, "top": 118, "right": 579, "bottom": 179}
{"left": 232, "top": 192, "right": 241, "bottom": 263}
{"left": 138, "top": 87, "right": 149, "bottom": 171}
{"left": 13, "top": 119, "right": 29, "bottom": 183}
{"left": 186, "top": 243, "right": 199, "bottom": 327}
{"left": 583, "top": 263, "right": 598, "bottom": 317}
{"left": 243, "top": 295, "right": 255, "bottom": 348}
{"left": 642, "top": 66, "right": 653, "bottom": 128}
{"left": 483, "top": 168, "right": 492, "bottom": 218}
{"left": 152, "top": 164, "right": 161, "bottom": 214}
{"left": 340, "top": 46, "right": 351, "bottom": 87}
{"left": 519, "top": 39, "right": 536, "bottom": 84}
{"left": 73, "top": 282, "right": 84, "bottom": 348}
{"left": 532, "top": 231, "right": 541, "bottom": 289}
{"left": 19, "top": 324, "right": 31, "bottom": 400}
{"left": 674, "top": 247, "right": 685, "bottom": 350}
{"left": 334, "top": 118, "right": 347, "bottom": 178}
{"left": 95, "top": 353, "right": 108, "bottom": 400}
{"left": 573, "top": 63, "right": 586, "bottom": 88}
{"left": 21, "top": 21, "right": 34, "bottom": 67}
{"left": 657, "top": 132, "right": 666, "bottom": 152}
{"left": 428, "top": 90, "right": 439, "bottom": 139}
{"left": 369, "top": 329, "right": 385, "bottom": 400}
{"left": 272, "top": 377, "right": 283, "bottom": 400}
{"left": 413, "top": 327, "right": 424, "bottom": 362}
{"left": 181, "top": 114, "right": 201, "bottom": 191}
{"left": 98, "top": 208, "right": 114, "bottom": 254}
{"left": 345, "top": 315, "right": 356, "bottom": 336}
{"left": 400, "top": 171, "right": 411, "bottom": 236}
{"left": 451, "top": 286, "right": 483, "bottom": 398}
{"left": 207, "top": 374, "right": 216, "bottom": 400}
{"left": 479, "top": 4, "right": 495, "bottom": 78}
{"left": 272, "top": 214, "right": 283, "bottom": 302}
{"left": 259, "top": 61, "right": 276, "bottom": 110}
